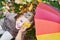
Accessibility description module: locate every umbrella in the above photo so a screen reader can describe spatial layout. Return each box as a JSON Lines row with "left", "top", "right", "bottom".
{"left": 34, "top": 2, "right": 60, "bottom": 40}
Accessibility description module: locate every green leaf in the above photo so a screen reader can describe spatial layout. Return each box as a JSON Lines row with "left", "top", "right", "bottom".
{"left": 13, "top": 3, "right": 20, "bottom": 13}
{"left": 42, "top": 0, "right": 60, "bottom": 10}
{"left": 0, "top": 12, "right": 4, "bottom": 19}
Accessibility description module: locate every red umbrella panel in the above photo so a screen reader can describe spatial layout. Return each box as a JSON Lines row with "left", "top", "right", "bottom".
{"left": 37, "top": 2, "right": 60, "bottom": 16}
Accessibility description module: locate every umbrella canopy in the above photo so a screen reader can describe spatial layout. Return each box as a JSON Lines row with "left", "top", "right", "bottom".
{"left": 34, "top": 2, "right": 60, "bottom": 40}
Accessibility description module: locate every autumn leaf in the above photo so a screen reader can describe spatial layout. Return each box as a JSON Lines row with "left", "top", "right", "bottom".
{"left": 37, "top": 0, "right": 42, "bottom": 2}
{"left": 28, "top": 4, "right": 33, "bottom": 11}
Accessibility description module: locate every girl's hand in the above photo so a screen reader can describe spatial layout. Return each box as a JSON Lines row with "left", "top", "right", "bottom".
{"left": 15, "top": 27, "right": 27, "bottom": 40}
{"left": 19, "top": 27, "right": 27, "bottom": 32}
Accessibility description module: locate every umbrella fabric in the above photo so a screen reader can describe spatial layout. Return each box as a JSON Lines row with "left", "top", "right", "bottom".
{"left": 37, "top": 2, "right": 60, "bottom": 16}
{"left": 35, "top": 8, "right": 60, "bottom": 23}
{"left": 35, "top": 19, "right": 60, "bottom": 40}
{"left": 35, "top": 19, "right": 60, "bottom": 35}
{"left": 35, "top": 2, "right": 60, "bottom": 40}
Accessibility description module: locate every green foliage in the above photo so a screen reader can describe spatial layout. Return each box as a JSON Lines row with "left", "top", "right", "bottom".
{"left": 13, "top": 3, "right": 20, "bottom": 13}
{"left": 50, "top": 1, "right": 60, "bottom": 9}
{"left": 0, "top": 12, "right": 4, "bottom": 19}
{"left": 24, "top": 27, "right": 36, "bottom": 40}
{"left": 42, "top": 0, "right": 60, "bottom": 10}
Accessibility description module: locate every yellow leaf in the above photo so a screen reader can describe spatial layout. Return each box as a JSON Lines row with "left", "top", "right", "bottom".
{"left": 37, "top": 0, "right": 42, "bottom": 3}
{"left": 22, "top": 22, "right": 31, "bottom": 28}
{"left": 19, "top": 6, "right": 23, "bottom": 9}
{"left": 28, "top": 4, "right": 33, "bottom": 11}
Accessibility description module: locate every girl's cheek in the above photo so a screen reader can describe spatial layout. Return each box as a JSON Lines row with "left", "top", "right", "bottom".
{"left": 16, "top": 23, "right": 21, "bottom": 29}
{"left": 16, "top": 25, "right": 20, "bottom": 29}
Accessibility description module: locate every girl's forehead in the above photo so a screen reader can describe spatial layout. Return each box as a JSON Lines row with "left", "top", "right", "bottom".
{"left": 16, "top": 16, "right": 27, "bottom": 21}
{"left": 16, "top": 17, "right": 22, "bottom": 21}
{"left": 24, "top": 12, "right": 33, "bottom": 16}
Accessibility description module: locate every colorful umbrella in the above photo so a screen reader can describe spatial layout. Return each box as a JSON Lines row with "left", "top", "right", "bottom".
{"left": 34, "top": 2, "right": 60, "bottom": 40}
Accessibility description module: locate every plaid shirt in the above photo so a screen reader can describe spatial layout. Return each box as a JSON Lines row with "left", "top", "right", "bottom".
{"left": 0, "top": 13, "right": 18, "bottom": 37}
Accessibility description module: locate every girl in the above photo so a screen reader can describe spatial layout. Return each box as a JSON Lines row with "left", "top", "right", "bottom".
{"left": 15, "top": 12, "right": 33, "bottom": 40}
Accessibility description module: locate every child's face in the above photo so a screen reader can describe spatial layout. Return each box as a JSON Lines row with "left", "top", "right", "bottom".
{"left": 16, "top": 16, "right": 28, "bottom": 29}
{"left": 16, "top": 12, "right": 33, "bottom": 29}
